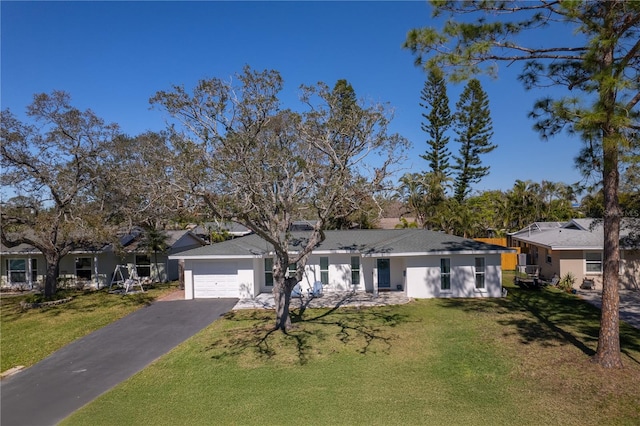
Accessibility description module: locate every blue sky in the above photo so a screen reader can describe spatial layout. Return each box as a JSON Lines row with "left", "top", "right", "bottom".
{"left": 1, "top": 1, "right": 586, "bottom": 193}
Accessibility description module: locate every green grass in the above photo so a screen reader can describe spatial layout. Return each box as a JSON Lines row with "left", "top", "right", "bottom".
{"left": 63, "top": 276, "right": 640, "bottom": 426}
{"left": 0, "top": 283, "right": 178, "bottom": 371}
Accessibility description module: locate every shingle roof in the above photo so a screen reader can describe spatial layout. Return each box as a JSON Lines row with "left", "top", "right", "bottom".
{"left": 512, "top": 218, "right": 640, "bottom": 250}
{"left": 1, "top": 229, "right": 205, "bottom": 255}
{"left": 510, "top": 221, "right": 566, "bottom": 236}
{"left": 170, "top": 229, "right": 513, "bottom": 259}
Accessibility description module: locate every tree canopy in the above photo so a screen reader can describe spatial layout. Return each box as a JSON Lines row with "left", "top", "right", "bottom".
{"left": 150, "top": 66, "right": 409, "bottom": 330}
{"left": 405, "top": 0, "right": 640, "bottom": 368}
{"left": 1, "top": 91, "right": 120, "bottom": 296}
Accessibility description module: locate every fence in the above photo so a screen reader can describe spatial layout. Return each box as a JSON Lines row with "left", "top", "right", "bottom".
{"left": 474, "top": 237, "right": 519, "bottom": 271}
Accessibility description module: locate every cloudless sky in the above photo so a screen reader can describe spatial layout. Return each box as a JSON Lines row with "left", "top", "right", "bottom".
{"left": 1, "top": 1, "right": 586, "bottom": 193}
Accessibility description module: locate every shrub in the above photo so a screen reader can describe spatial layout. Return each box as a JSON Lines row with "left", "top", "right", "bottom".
{"left": 557, "top": 272, "right": 576, "bottom": 292}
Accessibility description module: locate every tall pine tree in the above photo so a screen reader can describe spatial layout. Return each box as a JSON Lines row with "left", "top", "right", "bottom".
{"left": 452, "top": 79, "right": 496, "bottom": 202}
{"left": 420, "top": 69, "right": 452, "bottom": 178}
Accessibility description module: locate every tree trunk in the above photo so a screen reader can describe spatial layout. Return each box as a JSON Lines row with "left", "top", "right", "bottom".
{"left": 592, "top": 23, "right": 623, "bottom": 368}
{"left": 593, "top": 136, "right": 623, "bottom": 368}
{"left": 43, "top": 257, "right": 60, "bottom": 298}
{"left": 274, "top": 282, "right": 293, "bottom": 331}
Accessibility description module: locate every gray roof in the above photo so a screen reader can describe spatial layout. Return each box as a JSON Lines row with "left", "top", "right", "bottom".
{"left": 512, "top": 218, "right": 639, "bottom": 250}
{"left": 510, "top": 221, "right": 567, "bottom": 236}
{"left": 191, "top": 221, "right": 252, "bottom": 237}
{"left": 170, "top": 229, "right": 513, "bottom": 259}
{"left": 1, "top": 229, "right": 205, "bottom": 255}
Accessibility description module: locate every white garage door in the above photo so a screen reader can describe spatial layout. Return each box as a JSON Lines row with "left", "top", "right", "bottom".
{"left": 193, "top": 261, "right": 238, "bottom": 298}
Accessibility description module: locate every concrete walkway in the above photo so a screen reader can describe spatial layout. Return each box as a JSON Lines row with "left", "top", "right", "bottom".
{"left": 576, "top": 289, "right": 640, "bottom": 330}
{"left": 233, "top": 291, "right": 412, "bottom": 310}
{"left": 0, "top": 297, "right": 237, "bottom": 426}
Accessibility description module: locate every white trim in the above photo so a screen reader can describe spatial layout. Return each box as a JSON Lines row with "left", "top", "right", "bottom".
{"left": 169, "top": 254, "right": 260, "bottom": 260}
{"left": 171, "top": 249, "right": 512, "bottom": 261}
{"left": 584, "top": 251, "right": 603, "bottom": 275}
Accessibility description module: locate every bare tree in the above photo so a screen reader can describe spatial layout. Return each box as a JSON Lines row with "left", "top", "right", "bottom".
{"left": 1, "top": 92, "right": 120, "bottom": 297}
{"left": 99, "top": 131, "right": 186, "bottom": 230}
{"left": 151, "top": 66, "right": 408, "bottom": 330}
{"left": 405, "top": 0, "right": 640, "bottom": 368}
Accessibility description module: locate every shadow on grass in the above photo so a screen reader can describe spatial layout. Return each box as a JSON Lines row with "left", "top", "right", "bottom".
{"left": 205, "top": 303, "right": 412, "bottom": 365}
{"left": 439, "top": 284, "right": 640, "bottom": 364}
{"left": 0, "top": 287, "right": 162, "bottom": 321}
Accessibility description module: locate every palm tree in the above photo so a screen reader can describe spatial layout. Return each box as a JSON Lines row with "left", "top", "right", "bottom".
{"left": 139, "top": 227, "right": 170, "bottom": 283}
{"left": 397, "top": 173, "right": 427, "bottom": 227}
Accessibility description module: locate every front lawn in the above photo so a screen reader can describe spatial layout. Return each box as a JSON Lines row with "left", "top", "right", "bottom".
{"left": 63, "top": 281, "right": 640, "bottom": 425}
{"left": 0, "top": 283, "right": 178, "bottom": 372}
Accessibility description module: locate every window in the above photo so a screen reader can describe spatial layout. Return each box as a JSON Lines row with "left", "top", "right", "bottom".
{"left": 320, "top": 257, "right": 329, "bottom": 285}
{"left": 287, "top": 263, "right": 296, "bottom": 278}
{"left": 585, "top": 252, "right": 603, "bottom": 273}
{"left": 545, "top": 249, "right": 552, "bottom": 264}
{"left": 440, "top": 258, "right": 451, "bottom": 290}
{"left": 135, "top": 255, "right": 151, "bottom": 278}
{"left": 75, "top": 257, "right": 92, "bottom": 281}
{"left": 30, "top": 259, "right": 38, "bottom": 283}
{"left": 351, "top": 257, "right": 360, "bottom": 285}
{"left": 475, "top": 257, "right": 485, "bottom": 289}
{"left": 7, "top": 259, "right": 27, "bottom": 283}
{"left": 264, "top": 258, "right": 273, "bottom": 286}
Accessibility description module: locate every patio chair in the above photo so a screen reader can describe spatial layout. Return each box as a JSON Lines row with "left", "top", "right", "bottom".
{"left": 291, "top": 283, "right": 303, "bottom": 298}
{"left": 580, "top": 278, "right": 595, "bottom": 290}
{"left": 308, "top": 281, "right": 323, "bottom": 298}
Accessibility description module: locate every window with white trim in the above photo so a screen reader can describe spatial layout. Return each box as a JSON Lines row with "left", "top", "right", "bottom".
{"left": 7, "top": 259, "right": 27, "bottom": 283}
{"left": 135, "top": 255, "right": 151, "bottom": 278}
{"left": 287, "top": 263, "right": 296, "bottom": 278}
{"left": 475, "top": 257, "right": 485, "bottom": 289}
{"left": 440, "top": 258, "right": 451, "bottom": 290}
{"left": 264, "top": 258, "right": 273, "bottom": 286}
{"left": 545, "top": 249, "right": 552, "bottom": 264}
{"left": 320, "top": 257, "right": 329, "bottom": 285}
{"left": 351, "top": 256, "right": 360, "bottom": 285}
{"left": 75, "top": 257, "right": 92, "bottom": 281}
{"left": 585, "top": 252, "right": 603, "bottom": 273}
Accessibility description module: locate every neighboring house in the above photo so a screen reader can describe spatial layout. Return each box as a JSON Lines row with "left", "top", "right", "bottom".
{"left": 510, "top": 218, "right": 640, "bottom": 290}
{"left": 1, "top": 229, "right": 206, "bottom": 290}
{"left": 190, "top": 221, "right": 252, "bottom": 242}
{"left": 169, "top": 229, "right": 513, "bottom": 300}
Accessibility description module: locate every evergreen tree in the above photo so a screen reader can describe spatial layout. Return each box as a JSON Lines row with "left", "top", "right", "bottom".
{"left": 420, "top": 69, "right": 452, "bottom": 178}
{"left": 452, "top": 79, "right": 496, "bottom": 202}
{"left": 405, "top": 1, "right": 639, "bottom": 367}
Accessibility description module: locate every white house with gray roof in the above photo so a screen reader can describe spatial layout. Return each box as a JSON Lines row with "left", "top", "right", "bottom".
{"left": 169, "top": 229, "right": 513, "bottom": 300}
{"left": 510, "top": 218, "right": 640, "bottom": 290}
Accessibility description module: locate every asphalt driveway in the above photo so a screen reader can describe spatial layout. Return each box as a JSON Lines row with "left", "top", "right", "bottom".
{"left": 0, "top": 297, "right": 237, "bottom": 426}
{"left": 577, "top": 289, "right": 640, "bottom": 330}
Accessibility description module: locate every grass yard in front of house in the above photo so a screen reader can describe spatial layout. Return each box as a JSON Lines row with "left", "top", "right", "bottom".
{"left": 63, "top": 280, "right": 640, "bottom": 426}
{"left": 0, "top": 283, "right": 178, "bottom": 372}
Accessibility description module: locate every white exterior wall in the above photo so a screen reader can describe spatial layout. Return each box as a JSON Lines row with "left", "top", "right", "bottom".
{"left": 237, "top": 259, "right": 256, "bottom": 298}
{"left": 405, "top": 254, "right": 502, "bottom": 298}
{"left": 184, "top": 266, "right": 194, "bottom": 299}
{"left": 180, "top": 252, "right": 505, "bottom": 300}
{"left": 298, "top": 254, "right": 359, "bottom": 293}
{"left": 361, "top": 257, "right": 375, "bottom": 293}
{"left": 257, "top": 254, "right": 366, "bottom": 295}
{"left": 184, "top": 258, "right": 256, "bottom": 299}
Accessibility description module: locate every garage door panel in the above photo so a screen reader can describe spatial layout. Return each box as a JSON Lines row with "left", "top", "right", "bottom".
{"left": 193, "top": 261, "right": 238, "bottom": 298}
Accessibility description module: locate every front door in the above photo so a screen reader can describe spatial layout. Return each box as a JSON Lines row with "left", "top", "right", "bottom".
{"left": 377, "top": 259, "right": 390, "bottom": 289}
